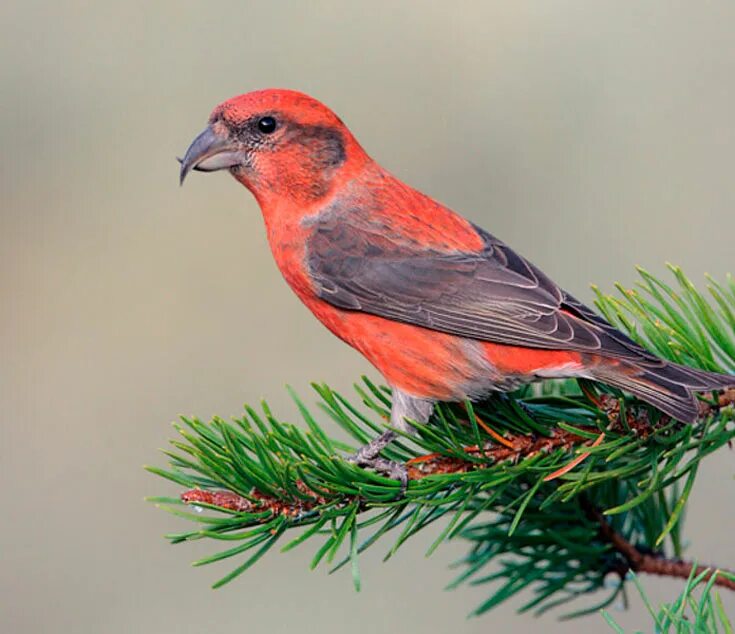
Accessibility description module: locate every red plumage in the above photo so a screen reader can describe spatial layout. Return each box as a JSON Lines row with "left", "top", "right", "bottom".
{"left": 180, "top": 89, "right": 732, "bottom": 478}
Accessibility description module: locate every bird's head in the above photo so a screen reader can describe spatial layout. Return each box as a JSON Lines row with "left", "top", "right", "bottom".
{"left": 179, "top": 89, "right": 368, "bottom": 206}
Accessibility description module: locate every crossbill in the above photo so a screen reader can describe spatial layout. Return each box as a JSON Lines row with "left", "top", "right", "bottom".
{"left": 180, "top": 89, "right": 731, "bottom": 482}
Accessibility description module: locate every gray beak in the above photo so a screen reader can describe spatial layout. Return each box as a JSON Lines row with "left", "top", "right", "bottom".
{"left": 179, "top": 126, "right": 242, "bottom": 185}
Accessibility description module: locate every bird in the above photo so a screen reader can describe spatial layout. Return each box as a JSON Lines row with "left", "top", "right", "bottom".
{"left": 179, "top": 88, "right": 732, "bottom": 483}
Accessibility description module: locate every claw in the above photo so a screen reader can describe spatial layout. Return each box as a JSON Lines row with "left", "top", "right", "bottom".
{"left": 347, "top": 430, "right": 408, "bottom": 494}
{"left": 370, "top": 457, "right": 409, "bottom": 490}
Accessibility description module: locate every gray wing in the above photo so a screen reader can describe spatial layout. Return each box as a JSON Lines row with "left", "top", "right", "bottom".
{"left": 307, "top": 220, "right": 653, "bottom": 360}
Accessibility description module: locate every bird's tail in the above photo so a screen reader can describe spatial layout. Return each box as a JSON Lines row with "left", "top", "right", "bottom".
{"left": 590, "top": 359, "right": 734, "bottom": 423}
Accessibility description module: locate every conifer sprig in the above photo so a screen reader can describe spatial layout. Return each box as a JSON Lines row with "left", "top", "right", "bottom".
{"left": 602, "top": 569, "right": 735, "bottom": 633}
{"left": 148, "top": 267, "right": 735, "bottom": 619}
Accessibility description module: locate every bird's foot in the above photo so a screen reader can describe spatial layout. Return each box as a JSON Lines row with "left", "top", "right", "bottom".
{"left": 356, "top": 456, "right": 409, "bottom": 490}
{"left": 347, "top": 430, "right": 408, "bottom": 491}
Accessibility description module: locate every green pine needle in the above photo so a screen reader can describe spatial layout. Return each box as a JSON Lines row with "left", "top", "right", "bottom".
{"left": 602, "top": 570, "right": 734, "bottom": 633}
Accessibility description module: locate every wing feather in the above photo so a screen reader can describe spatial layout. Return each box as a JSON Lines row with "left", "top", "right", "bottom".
{"left": 307, "top": 219, "right": 654, "bottom": 361}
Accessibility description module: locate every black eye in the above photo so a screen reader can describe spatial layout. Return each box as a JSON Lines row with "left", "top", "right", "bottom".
{"left": 257, "top": 116, "right": 277, "bottom": 134}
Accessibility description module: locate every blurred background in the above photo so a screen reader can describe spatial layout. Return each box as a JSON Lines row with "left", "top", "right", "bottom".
{"left": 2, "top": 1, "right": 734, "bottom": 632}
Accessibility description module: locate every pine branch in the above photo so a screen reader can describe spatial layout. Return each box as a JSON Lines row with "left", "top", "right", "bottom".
{"left": 581, "top": 497, "right": 735, "bottom": 592}
{"left": 177, "top": 389, "right": 719, "bottom": 509}
{"left": 148, "top": 266, "right": 735, "bottom": 619}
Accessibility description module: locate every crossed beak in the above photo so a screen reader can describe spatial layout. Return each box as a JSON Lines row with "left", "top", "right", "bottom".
{"left": 179, "top": 126, "right": 243, "bottom": 185}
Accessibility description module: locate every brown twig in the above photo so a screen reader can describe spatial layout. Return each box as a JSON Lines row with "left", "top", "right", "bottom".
{"left": 182, "top": 481, "right": 327, "bottom": 518}
{"left": 701, "top": 387, "right": 735, "bottom": 416}
{"left": 581, "top": 498, "right": 735, "bottom": 592}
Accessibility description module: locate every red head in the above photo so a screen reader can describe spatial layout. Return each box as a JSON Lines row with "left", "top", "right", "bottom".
{"left": 180, "top": 89, "right": 369, "bottom": 207}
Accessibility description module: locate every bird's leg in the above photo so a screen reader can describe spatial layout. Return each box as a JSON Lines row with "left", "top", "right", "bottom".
{"left": 350, "top": 430, "right": 407, "bottom": 485}
{"left": 348, "top": 388, "right": 434, "bottom": 487}
{"left": 351, "top": 430, "right": 398, "bottom": 464}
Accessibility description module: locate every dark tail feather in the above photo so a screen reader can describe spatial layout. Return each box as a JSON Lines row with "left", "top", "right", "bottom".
{"left": 591, "top": 360, "right": 734, "bottom": 423}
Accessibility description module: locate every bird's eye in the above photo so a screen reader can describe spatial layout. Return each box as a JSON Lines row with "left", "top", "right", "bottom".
{"left": 257, "top": 116, "right": 277, "bottom": 134}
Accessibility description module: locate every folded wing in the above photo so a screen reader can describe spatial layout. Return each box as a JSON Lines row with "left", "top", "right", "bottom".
{"left": 307, "top": 220, "right": 653, "bottom": 361}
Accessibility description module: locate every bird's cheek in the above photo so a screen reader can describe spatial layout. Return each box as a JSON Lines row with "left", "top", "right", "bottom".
{"left": 229, "top": 160, "right": 260, "bottom": 191}
{"left": 230, "top": 163, "right": 250, "bottom": 184}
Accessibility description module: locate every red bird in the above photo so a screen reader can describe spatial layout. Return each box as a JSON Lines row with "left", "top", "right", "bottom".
{"left": 180, "top": 89, "right": 731, "bottom": 481}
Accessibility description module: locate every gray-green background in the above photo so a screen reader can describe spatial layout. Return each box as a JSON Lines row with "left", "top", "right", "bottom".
{"left": 2, "top": 2, "right": 734, "bottom": 632}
